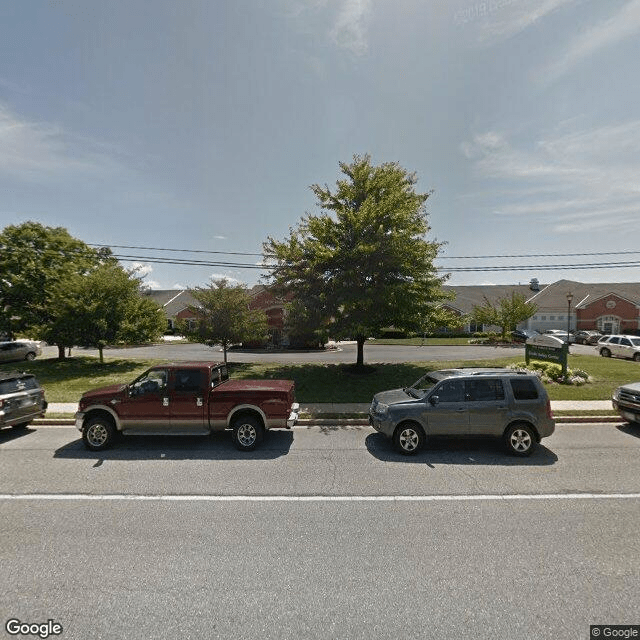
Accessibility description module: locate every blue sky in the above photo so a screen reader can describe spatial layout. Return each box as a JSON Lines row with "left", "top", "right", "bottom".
{"left": 1, "top": 0, "right": 639, "bottom": 289}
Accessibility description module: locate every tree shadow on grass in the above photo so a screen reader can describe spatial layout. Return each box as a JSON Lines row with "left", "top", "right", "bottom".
{"left": 53, "top": 430, "right": 293, "bottom": 461}
{"left": 365, "top": 433, "right": 558, "bottom": 467}
{"left": 228, "top": 362, "right": 442, "bottom": 403}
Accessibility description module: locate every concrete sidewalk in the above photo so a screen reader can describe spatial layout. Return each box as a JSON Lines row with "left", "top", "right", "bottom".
{"left": 46, "top": 400, "right": 613, "bottom": 414}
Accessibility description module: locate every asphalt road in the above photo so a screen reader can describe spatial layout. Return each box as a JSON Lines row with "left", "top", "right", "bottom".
{"left": 1, "top": 422, "right": 639, "bottom": 639}
{"left": 40, "top": 341, "right": 599, "bottom": 363}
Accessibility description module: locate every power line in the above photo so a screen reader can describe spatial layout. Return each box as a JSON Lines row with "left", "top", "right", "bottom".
{"left": 89, "top": 243, "right": 263, "bottom": 257}
{"left": 436, "top": 250, "right": 640, "bottom": 260}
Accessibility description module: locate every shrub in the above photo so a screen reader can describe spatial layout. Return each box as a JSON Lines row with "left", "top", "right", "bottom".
{"left": 508, "top": 360, "right": 592, "bottom": 386}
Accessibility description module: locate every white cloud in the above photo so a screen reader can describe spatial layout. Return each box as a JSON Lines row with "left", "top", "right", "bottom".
{"left": 209, "top": 272, "right": 241, "bottom": 284}
{"left": 330, "top": 0, "right": 372, "bottom": 56}
{"left": 0, "top": 102, "right": 122, "bottom": 179}
{"left": 461, "top": 119, "right": 640, "bottom": 232}
{"left": 541, "top": 0, "right": 640, "bottom": 81}
{"left": 456, "top": 0, "right": 575, "bottom": 44}
{"left": 131, "top": 262, "right": 154, "bottom": 278}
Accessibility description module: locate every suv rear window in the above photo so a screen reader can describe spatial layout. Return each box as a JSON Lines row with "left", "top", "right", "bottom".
{"left": 0, "top": 376, "right": 39, "bottom": 394}
{"left": 510, "top": 379, "right": 539, "bottom": 400}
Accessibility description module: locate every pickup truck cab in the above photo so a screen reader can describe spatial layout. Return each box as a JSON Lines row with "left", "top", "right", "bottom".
{"left": 75, "top": 362, "right": 298, "bottom": 451}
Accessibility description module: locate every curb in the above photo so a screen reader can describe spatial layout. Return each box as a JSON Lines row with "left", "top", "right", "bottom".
{"left": 32, "top": 416, "right": 623, "bottom": 427}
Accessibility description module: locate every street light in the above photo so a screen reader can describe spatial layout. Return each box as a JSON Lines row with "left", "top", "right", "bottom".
{"left": 566, "top": 292, "right": 573, "bottom": 342}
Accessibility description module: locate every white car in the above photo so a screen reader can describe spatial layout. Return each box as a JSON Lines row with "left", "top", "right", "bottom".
{"left": 596, "top": 335, "right": 640, "bottom": 361}
{"left": 543, "top": 330, "right": 575, "bottom": 344}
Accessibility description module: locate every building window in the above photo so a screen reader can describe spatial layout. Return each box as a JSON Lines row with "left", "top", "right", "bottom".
{"left": 597, "top": 315, "right": 620, "bottom": 334}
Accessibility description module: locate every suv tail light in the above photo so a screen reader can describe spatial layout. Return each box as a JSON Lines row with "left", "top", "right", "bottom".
{"left": 546, "top": 399, "right": 553, "bottom": 419}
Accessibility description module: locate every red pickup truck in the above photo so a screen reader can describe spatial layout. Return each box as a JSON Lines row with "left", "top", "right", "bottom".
{"left": 74, "top": 362, "right": 299, "bottom": 451}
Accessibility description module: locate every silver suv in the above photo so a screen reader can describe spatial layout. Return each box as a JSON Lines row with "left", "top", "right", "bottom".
{"left": 0, "top": 371, "right": 47, "bottom": 430}
{"left": 596, "top": 335, "right": 640, "bottom": 361}
{"left": 369, "top": 368, "right": 555, "bottom": 456}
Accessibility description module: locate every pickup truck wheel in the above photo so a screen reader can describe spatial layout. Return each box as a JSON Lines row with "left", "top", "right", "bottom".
{"left": 12, "top": 422, "right": 30, "bottom": 430}
{"left": 231, "top": 415, "right": 264, "bottom": 451}
{"left": 393, "top": 422, "right": 425, "bottom": 455}
{"left": 504, "top": 423, "right": 536, "bottom": 457}
{"left": 24, "top": 352, "right": 36, "bottom": 361}
{"left": 82, "top": 416, "right": 116, "bottom": 451}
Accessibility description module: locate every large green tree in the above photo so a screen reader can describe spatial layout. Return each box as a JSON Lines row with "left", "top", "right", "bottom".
{"left": 183, "top": 279, "right": 268, "bottom": 364}
{"left": 0, "top": 221, "right": 112, "bottom": 357}
{"left": 471, "top": 292, "right": 537, "bottom": 340}
{"left": 264, "top": 154, "right": 450, "bottom": 366}
{"left": 54, "top": 263, "right": 166, "bottom": 362}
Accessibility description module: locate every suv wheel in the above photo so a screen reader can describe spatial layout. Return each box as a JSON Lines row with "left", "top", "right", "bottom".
{"left": 82, "top": 415, "right": 116, "bottom": 451}
{"left": 231, "top": 415, "right": 264, "bottom": 451}
{"left": 504, "top": 423, "right": 536, "bottom": 457}
{"left": 633, "top": 353, "right": 640, "bottom": 362}
{"left": 393, "top": 423, "right": 425, "bottom": 455}
{"left": 600, "top": 347, "right": 611, "bottom": 358}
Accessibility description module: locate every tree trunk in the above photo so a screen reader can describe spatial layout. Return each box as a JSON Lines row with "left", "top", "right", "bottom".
{"left": 356, "top": 336, "right": 365, "bottom": 367}
{"left": 223, "top": 344, "right": 228, "bottom": 364}
{"left": 57, "top": 345, "right": 67, "bottom": 360}
{"left": 98, "top": 345, "right": 104, "bottom": 363}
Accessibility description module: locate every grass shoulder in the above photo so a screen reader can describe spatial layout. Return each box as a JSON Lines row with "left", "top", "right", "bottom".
{"left": 2, "top": 352, "right": 634, "bottom": 404}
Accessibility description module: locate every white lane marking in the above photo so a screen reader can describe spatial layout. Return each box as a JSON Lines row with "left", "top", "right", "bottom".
{"left": 0, "top": 493, "right": 639, "bottom": 502}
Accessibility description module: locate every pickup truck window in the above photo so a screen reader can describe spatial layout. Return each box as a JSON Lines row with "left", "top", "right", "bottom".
{"left": 174, "top": 369, "right": 204, "bottom": 392}
{"left": 211, "top": 366, "right": 229, "bottom": 388}
{"left": 131, "top": 369, "right": 168, "bottom": 396}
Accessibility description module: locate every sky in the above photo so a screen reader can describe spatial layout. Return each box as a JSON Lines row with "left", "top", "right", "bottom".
{"left": 1, "top": 0, "right": 640, "bottom": 290}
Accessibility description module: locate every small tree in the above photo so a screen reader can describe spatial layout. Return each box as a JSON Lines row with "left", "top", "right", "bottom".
{"left": 56, "top": 264, "right": 165, "bottom": 362}
{"left": 184, "top": 279, "right": 268, "bottom": 364}
{"left": 471, "top": 292, "right": 537, "bottom": 340}
{"left": 0, "top": 221, "right": 112, "bottom": 357}
{"left": 264, "top": 154, "right": 451, "bottom": 367}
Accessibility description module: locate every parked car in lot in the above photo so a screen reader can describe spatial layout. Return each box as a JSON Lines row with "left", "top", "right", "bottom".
{"left": 573, "top": 330, "right": 602, "bottom": 345}
{"left": 369, "top": 368, "right": 555, "bottom": 457}
{"left": 75, "top": 361, "right": 299, "bottom": 451}
{"left": 0, "top": 340, "right": 42, "bottom": 363}
{"left": 511, "top": 329, "right": 539, "bottom": 343}
{"left": 543, "top": 329, "right": 575, "bottom": 343}
{"left": 0, "top": 371, "right": 47, "bottom": 430}
{"left": 612, "top": 382, "right": 640, "bottom": 424}
{"left": 596, "top": 335, "right": 640, "bottom": 361}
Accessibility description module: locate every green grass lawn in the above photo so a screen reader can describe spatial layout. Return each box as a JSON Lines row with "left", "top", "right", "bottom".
{"left": 3, "top": 352, "right": 636, "bottom": 404}
{"left": 367, "top": 337, "right": 476, "bottom": 346}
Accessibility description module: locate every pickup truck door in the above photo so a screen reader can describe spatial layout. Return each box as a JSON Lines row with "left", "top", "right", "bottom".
{"left": 118, "top": 368, "right": 171, "bottom": 432}
{"left": 168, "top": 368, "right": 207, "bottom": 434}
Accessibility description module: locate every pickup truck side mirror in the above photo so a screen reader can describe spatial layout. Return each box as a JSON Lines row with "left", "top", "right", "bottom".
{"left": 429, "top": 395, "right": 439, "bottom": 406}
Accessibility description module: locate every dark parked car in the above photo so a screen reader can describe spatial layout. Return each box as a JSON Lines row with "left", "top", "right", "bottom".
{"left": 369, "top": 368, "right": 555, "bottom": 457}
{"left": 0, "top": 371, "right": 47, "bottom": 430}
{"left": 511, "top": 329, "right": 539, "bottom": 343}
{"left": 612, "top": 382, "right": 640, "bottom": 424}
{"left": 574, "top": 330, "right": 602, "bottom": 345}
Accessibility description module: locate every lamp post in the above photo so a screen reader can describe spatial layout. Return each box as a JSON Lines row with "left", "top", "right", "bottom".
{"left": 566, "top": 292, "right": 573, "bottom": 342}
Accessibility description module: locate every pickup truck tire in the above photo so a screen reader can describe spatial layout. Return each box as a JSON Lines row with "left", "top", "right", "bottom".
{"left": 82, "top": 415, "right": 116, "bottom": 451}
{"left": 231, "top": 415, "right": 264, "bottom": 451}
{"left": 12, "top": 422, "right": 30, "bottom": 430}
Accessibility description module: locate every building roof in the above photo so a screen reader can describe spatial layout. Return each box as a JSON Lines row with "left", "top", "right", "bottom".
{"left": 442, "top": 284, "right": 538, "bottom": 314}
{"left": 143, "top": 289, "right": 199, "bottom": 317}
